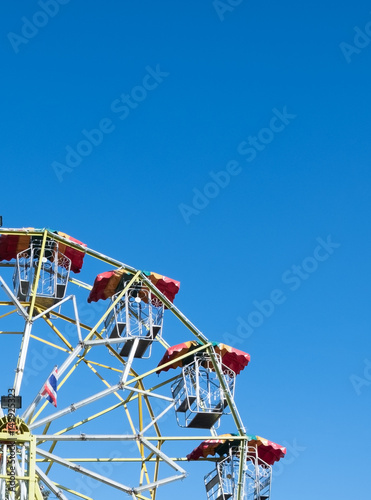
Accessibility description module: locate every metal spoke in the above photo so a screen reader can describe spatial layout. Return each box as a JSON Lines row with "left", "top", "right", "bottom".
{"left": 36, "top": 448, "right": 133, "bottom": 494}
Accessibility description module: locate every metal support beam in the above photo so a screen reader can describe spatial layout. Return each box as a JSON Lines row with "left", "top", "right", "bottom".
{"left": 0, "top": 276, "right": 28, "bottom": 319}
{"left": 35, "top": 448, "right": 133, "bottom": 494}
{"left": 14, "top": 320, "right": 33, "bottom": 396}
{"left": 30, "top": 382, "right": 122, "bottom": 430}
{"left": 133, "top": 474, "right": 186, "bottom": 494}
{"left": 36, "top": 464, "right": 70, "bottom": 500}
{"left": 140, "top": 438, "right": 186, "bottom": 475}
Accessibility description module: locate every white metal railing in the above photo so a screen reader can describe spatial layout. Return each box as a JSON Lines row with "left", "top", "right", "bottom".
{"left": 172, "top": 354, "right": 236, "bottom": 428}
{"left": 104, "top": 284, "right": 164, "bottom": 358}
{"left": 12, "top": 239, "right": 71, "bottom": 304}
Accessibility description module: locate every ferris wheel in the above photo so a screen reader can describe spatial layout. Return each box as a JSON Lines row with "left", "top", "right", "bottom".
{"left": 0, "top": 227, "right": 285, "bottom": 500}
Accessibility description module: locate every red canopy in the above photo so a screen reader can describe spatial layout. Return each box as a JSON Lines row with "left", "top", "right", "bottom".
{"left": 56, "top": 231, "right": 87, "bottom": 274}
{"left": 186, "top": 434, "right": 286, "bottom": 466}
{"left": 0, "top": 227, "right": 36, "bottom": 261}
{"left": 87, "top": 269, "right": 180, "bottom": 304}
{"left": 156, "top": 341, "right": 250, "bottom": 375}
{"left": 146, "top": 272, "right": 180, "bottom": 304}
{"left": 0, "top": 229, "right": 86, "bottom": 273}
{"left": 87, "top": 269, "right": 129, "bottom": 303}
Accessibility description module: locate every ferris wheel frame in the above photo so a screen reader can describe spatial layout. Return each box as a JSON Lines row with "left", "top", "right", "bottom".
{"left": 0, "top": 227, "right": 249, "bottom": 500}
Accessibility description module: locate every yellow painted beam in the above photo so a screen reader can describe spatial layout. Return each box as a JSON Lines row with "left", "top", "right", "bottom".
{"left": 53, "top": 482, "right": 94, "bottom": 500}
{"left": 28, "top": 230, "right": 48, "bottom": 318}
{"left": 30, "top": 334, "right": 69, "bottom": 352}
{"left": 0, "top": 308, "right": 17, "bottom": 319}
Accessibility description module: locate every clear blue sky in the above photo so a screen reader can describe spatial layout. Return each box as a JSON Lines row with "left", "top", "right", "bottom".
{"left": 1, "top": 1, "right": 371, "bottom": 499}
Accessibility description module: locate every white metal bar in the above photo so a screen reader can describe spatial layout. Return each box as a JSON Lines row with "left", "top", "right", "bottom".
{"left": 72, "top": 295, "right": 83, "bottom": 342}
{"left": 0, "top": 276, "right": 28, "bottom": 319}
{"left": 58, "top": 342, "right": 84, "bottom": 378}
{"left": 15, "top": 456, "right": 28, "bottom": 500}
{"left": 236, "top": 441, "right": 247, "bottom": 500}
{"left": 126, "top": 386, "right": 173, "bottom": 403}
{"left": 140, "top": 402, "right": 175, "bottom": 434}
{"left": 125, "top": 286, "right": 130, "bottom": 333}
{"left": 210, "top": 426, "right": 218, "bottom": 437}
{"left": 84, "top": 337, "right": 129, "bottom": 346}
{"left": 140, "top": 438, "right": 186, "bottom": 475}
{"left": 32, "top": 294, "right": 73, "bottom": 321}
{"left": 68, "top": 276, "right": 92, "bottom": 290}
{"left": 14, "top": 320, "right": 33, "bottom": 395}
{"left": 35, "top": 448, "right": 133, "bottom": 494}
{"left": 133, "top": 474, "right": 186, "bottom": 494}
{"left": 30, "top": 382, "right": 122, "bottom": 430}
{"left": 120, "top": 337, "right": 139, "bottom": 384}
{"left": 36, "top": 465, "right": 69, "bottom": 500}
{"left": 34, "top": 434, "right": 137, "bottom": 441}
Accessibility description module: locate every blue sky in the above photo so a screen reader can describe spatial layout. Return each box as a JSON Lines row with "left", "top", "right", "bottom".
{"left": 1, "top": 1, "right": 371, "bottom": 499}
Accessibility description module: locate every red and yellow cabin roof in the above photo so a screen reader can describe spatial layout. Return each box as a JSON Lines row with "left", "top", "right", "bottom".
{"left": 156, "top": 340, "right": 250, "bottom": 375}
{"left": 0, "top": 228, "right": 86, "bottom": 273}
{"left": 87, "top": 268, "right": 180, "bottom": 304}
{"left": 187, "top": 434, "right": 286, "bottom": 465}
